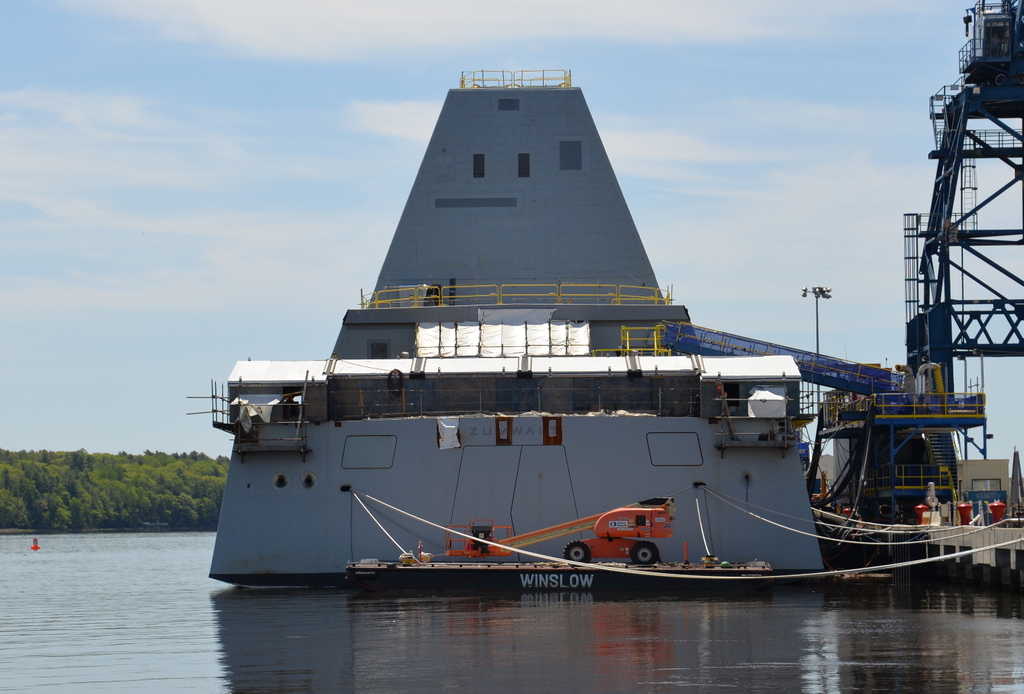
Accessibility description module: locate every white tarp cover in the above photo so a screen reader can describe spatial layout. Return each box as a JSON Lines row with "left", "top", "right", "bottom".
{"left": 456, "top": 322, "right": 480, "bottom": 357}
{"left": 701, "top": 355, "right": 801, "bottom": 381}
{"left": 480, "top": 324, "right": 503, "bottom": 358}
{"left": 231, "top": 394, "right": 280, "bottom": 432}
{"left": 229, "top": 360, "right": 328, "bottom": 383}
{"left": 502, "top": 323, "right": 527, "bottom": 357}
{"left": 478, "top": 308, "right": 554, "bottom": 325}
{"left": 416, "top": 322, "right": 440, "bottom": 358}
{"left": 527, "top": 322, "right": 550, "bottom": 356}
{"left": 567, "top": 321, "right": 590, "bottom": 356}
{"left": 437, "top": 417, "right": 461, "bottom": 449}
{"left": 439, "top": 322, "right": 456, "bottom": 358}
{"left": 549, "top": 321, "right": 568, "bottom": 356}
{"left": 747, "top": 386, "right": 787, "bottom": 418}
{"left": 418, "top": 319, "right": 590, "bottom": 358}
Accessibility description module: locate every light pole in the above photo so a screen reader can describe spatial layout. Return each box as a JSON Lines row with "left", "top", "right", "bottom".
{"left": 801, "top": 286, "right": 832, "bottom": 355}
{"left": 802, "top": 286, "right": 832, "bottom": 416}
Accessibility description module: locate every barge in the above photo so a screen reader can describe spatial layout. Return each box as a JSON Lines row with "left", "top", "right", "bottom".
{"left": 344, "top": 560, "right": 774, "bottom": 593}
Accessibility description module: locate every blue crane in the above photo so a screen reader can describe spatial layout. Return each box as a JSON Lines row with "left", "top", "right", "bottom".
{"left": 907, "top": 0, "right": 1024, "bottom": 388}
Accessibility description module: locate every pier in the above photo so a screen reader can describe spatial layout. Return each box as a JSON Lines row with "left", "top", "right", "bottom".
{"left": 920, "top": 525, "right": 1024, "bottom": 592}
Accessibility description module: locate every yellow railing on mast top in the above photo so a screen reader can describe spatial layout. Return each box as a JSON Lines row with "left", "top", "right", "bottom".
{"left": 460, "top": 70, "right": 572, "bottom": 89}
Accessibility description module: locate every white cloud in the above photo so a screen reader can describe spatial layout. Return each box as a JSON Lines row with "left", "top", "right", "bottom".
{"left": 347, "top": 100, "right": 442, "bottom": 143}
{"left": 0, "top": 88, "right": 252, "bottom": 199}
{"left": 0, "top": 88, "right": 403, "bottom": 315}
{"left": 0, "top": 90, "right": 170, "bottom": 136}
{"left": 0, "top": 209, "right": 391, "bottom": 314}
{"left": 62, "top": 0, "right": 931, "bottom": 61}
{"left": 598, "top": 98, "right": 882, "bottom": 189}
{"left": 0, "top": 88, "right": 363, "bottom": 221}
{"left": 604, "top": 127, "right": 746, "bottom": 166}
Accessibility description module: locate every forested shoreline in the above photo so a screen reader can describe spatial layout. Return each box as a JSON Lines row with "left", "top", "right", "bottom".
{"left": 0, "top": 449, "right": 229, "bottom": 531}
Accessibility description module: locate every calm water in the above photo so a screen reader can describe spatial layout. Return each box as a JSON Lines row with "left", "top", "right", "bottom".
{"left": 3, "top": 533, "right": 1024, "bottom": 693}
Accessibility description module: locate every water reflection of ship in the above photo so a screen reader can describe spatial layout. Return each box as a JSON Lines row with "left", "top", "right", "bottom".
{"left": 211, "top": 588, "right": 774, "bottom": 693}
{"left": 211, "top": 582, "right": 1024, "bottom": 691}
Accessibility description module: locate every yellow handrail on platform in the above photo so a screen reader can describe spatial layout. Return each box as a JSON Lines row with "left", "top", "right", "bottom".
{"left": 844, "top": 392, "right": 987, "bottom": 419}
{"left": 460, "top": 69, "right": 572, "bottom": 89}
{"left": 361, "top": 283, "right": 671, "bottom": 309}
{"left": 865, "top": 465, "right": 958, "bottom": 494}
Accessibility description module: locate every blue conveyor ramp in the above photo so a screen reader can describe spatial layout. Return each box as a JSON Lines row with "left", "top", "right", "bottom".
{"left": 663, "top": 323, "right": 902, "bottom": 395}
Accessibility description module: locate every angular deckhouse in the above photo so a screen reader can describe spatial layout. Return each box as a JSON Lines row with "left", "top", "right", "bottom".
{"left": 377, "top": 78, "right": 656, "bottom": 290}
{"left": 210, "top": 71, "right": 822, "bottom": 586}
{"left": 333, "top": 70, "right": 690, "bottom": 361}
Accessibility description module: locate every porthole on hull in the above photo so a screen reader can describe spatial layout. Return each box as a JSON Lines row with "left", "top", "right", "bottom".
{"left": 273, "top": 473, "right": 288, "bottom": 489}
{"left": 300, "top": 472, "right": 317, "bottom": 489}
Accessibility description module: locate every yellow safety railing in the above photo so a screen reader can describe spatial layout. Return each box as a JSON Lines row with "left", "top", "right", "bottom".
{"left": 460, "top": 70, "right": 572, "bottom": 89}
{"left": 615, "top": 286, "right": 669, "bottom": 305}
{"left": 591, "top": 325, "right": 671, "bottom": 357}
{"left": 865, "top": 465, "right": 958, "bottom": 493}
{"left": 557, "top": 283, "right": 619, "bottom": 303}
{"left": 498, "top": 284, "right": 562, "bottom": 303}
{"left": 621, "top": 325, "right": 670, "bottom": 356}
{"left": 362, "top": 283, "right": 671, "bottom": 309}
{"left": 843, "top": 392, "right": 986, "bottom": 419}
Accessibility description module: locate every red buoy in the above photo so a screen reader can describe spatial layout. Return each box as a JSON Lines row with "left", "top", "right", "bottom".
{"left": 956, "top": 502, "right": 974, "bottom": 526}
{"left": 30, "top": 538, "right": 40, "bottom": 551}
{"left": 990, "top": 500, "right": 1007, "bottom": 524}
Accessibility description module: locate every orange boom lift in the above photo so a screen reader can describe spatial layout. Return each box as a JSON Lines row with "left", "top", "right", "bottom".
{"left": 445, "top": 497, "right": 675, "bottom": 565}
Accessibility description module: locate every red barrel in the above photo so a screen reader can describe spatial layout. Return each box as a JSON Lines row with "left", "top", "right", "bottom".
{"left": 914, "top": 504, "right": 930, "bottom": 525}
{"left": 990, "top": 500, "right": 1007, "bottom": 523}
{"left": 956, "top": 502, "right": 974, "bottom": 525}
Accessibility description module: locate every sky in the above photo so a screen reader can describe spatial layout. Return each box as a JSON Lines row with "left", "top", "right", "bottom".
{"left": 1, "top": 1, "right": 1021, "bottom": 460}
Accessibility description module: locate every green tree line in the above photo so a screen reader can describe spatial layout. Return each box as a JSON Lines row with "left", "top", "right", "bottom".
{"left": 0, "top": 449, "right": 229, "bottom": 530}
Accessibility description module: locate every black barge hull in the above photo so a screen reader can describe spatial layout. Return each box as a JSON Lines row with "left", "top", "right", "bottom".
{"left": 345, "top": 562, "right": 773, "bottom": 593}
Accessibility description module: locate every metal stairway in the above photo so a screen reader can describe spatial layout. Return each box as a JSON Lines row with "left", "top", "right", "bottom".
{"left": 927, "top": 432, "right": 959, "bottom": 468}
{"left": 662, "top": 322, "right": 902, "bottom": 395}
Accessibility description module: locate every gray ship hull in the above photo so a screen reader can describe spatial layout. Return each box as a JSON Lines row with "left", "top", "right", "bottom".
{"left": 210, "top": 414, "right": 822, "bottom": 585}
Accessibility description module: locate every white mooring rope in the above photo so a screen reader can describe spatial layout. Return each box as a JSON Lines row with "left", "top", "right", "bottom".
{"left": 352, "top": 492, "right": 410, "bottom": 557}
{"left": 702, "top": 486, "right": 1008, "bottom": 547}
{"left": 349, "top": 489, "right": 1024, "bottom": 581}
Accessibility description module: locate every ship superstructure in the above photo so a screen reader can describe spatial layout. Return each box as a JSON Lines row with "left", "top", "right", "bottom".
{"left": 208, "top": 71, "right": 824, "bottom": 585}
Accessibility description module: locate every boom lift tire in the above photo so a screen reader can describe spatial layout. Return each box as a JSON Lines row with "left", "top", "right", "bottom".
{"left": 563, "top": 540, "right": 592, "bottom": 563}
{"left": 630, "top": 541, "right": 659, "bottom": 565}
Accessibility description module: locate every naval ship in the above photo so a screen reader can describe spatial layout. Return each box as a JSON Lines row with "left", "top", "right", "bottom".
{"left": 208, "top": 70, "right": 823, "bottom": 586}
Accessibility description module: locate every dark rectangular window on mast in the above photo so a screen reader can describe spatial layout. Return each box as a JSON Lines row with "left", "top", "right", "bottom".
{"left": 518, "top": 153, "right": 530, "bottom": 178}
{"left": 473, "top": 154, "right": 485, "bottom": 178}
{"left": 560, "top": 141, "right": 582, "bottom": 170}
